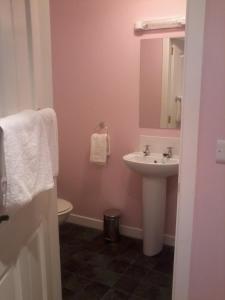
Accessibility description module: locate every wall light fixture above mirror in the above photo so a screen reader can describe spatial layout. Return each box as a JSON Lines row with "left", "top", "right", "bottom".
{"left": 139, "top": 36, "right": 185, "bottom": 129}
{"left": 134, "top": 17, "right": 185, "bottom": 32}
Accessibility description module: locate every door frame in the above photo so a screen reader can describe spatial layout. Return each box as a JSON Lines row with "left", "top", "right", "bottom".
{"left": 172, "top": 0, "right": 207, "bottom": 299}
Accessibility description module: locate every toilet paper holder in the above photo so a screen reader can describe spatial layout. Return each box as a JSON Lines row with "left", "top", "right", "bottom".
{"left": 95, "top": 122, "right": 108, "bottom": 134}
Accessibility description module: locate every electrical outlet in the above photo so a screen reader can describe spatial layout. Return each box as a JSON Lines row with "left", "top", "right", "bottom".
{"left": 216, "top": 140, "right": 225, "bottom": 164}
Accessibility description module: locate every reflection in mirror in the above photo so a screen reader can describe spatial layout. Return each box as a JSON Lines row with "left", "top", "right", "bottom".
{"left": 139, "top": 37, "right": 185, "bottom": 129}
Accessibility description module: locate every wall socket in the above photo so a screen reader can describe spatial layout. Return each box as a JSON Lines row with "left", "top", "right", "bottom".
{"left": 216, "top": 140, "right": 225, "bottom": 164}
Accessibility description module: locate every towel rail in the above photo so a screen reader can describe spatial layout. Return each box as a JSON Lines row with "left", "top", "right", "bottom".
{"left": 94, "top": 122, "right": 108, "bottom": 134}
{"left": 175, "top": 96, "right": 182, "bottom": 102}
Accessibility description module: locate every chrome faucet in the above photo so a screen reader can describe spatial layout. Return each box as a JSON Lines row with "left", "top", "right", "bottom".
{"left": 143, "top": 145, "right": 150, "bottom": 156}
{"left": 163, "top": 146, "right": 173, "bottom": 159}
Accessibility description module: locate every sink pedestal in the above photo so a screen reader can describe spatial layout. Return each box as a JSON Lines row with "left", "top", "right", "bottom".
{"left": 142, "top": 177, "right": 167, "bottom": 256}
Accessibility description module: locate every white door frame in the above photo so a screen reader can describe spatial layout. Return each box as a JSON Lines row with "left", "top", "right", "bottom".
{"left": 172, "top": 0, "right": 207, "bottom": 299}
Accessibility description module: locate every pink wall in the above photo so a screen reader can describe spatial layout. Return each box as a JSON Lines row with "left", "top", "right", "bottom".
{"left": 140, "top": 39, "right": 163, "bottom": 128}
{"left": 189, "top": 0, "right": 225, "bottom": 298}
{"left": 50, "top": 0, "right": 185, "bottom": 234}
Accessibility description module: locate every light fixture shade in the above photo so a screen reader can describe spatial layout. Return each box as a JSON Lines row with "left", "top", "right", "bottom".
{"left": 134, "top": 17, "right": 185, "bottom": 32}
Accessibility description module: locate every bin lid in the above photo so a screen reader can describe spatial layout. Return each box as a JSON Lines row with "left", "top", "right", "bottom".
{"left": 104, "top": 209, "right": 121, "bottom": 218}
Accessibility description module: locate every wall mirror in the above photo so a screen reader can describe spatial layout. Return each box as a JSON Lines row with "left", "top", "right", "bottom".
{"left": 139, "top": 37, "right": 185, "bottom": 129}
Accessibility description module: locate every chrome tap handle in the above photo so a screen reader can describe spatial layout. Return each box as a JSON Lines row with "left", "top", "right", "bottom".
{"left": 143, "top": 145, "right": 150, "bottom": 156}
{"left": 167, "top": 147, "right": 173, "bottom": 158}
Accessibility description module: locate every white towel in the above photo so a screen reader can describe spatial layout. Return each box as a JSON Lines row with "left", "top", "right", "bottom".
{"left": 90, "top": 133, "right": 110, "bottom": 165}
{"left": 0, "top": 110, "right": 54, "bottom": 214}
{"left": 38, "top": 108, "right": 59, "bottom": 176}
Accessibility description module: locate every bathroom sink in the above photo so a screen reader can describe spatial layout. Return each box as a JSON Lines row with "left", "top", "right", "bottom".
{"left": 123, "top": 152, "right": 179, "bottom": 177}
{"left": 123, "top": 151, "right": 179, "bottom": 256}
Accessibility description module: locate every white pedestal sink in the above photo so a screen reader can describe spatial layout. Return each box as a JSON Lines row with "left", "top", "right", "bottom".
{"left": 123, "top": 152, "right": 179, "bottom": 256}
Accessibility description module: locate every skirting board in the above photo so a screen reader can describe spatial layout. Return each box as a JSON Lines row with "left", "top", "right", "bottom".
{"left": 67, "top": 213, "right": 175, "bottom": 247}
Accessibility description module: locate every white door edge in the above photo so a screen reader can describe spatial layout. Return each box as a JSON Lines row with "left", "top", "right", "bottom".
{"left": 172, "top": 0, "right": 207, "bottom": 299}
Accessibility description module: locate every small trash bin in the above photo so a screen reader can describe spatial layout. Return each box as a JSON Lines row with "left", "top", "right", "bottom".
{"left": 104, "top": 209, "right": 121, "bottom": 242}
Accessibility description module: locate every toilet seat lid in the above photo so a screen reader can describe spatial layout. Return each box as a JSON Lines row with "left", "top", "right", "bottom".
{"left": 57, "top": 198, "right": 73, "bottom": 214}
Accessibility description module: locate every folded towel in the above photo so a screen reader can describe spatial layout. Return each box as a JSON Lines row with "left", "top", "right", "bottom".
{"left": 90, "top": 133, "right": 110, "bottom": 165}
{"left": 38, "top": 108, "right": 59, "bottom": 176}
{"left": 0, "top": 110, "right": 54, "bottom": 214}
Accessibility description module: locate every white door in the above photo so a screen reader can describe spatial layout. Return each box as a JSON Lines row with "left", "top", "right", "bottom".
{"left": 0, "top": 0, "right": 62, "bottom": 299}
{"left": 0, "top": 191, "right": 61, "bottom": 300}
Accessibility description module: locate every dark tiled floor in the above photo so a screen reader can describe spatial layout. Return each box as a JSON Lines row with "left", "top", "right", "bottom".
{"left": 59, "top": 223, "right": 174, "bottom": 300}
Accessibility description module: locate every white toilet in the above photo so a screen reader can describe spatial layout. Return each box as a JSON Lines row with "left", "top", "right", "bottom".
{"left": 57, "top": 198, "right": 73, "bottom": 225}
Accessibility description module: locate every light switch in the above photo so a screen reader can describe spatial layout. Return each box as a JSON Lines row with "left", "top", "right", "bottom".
{"left": 216, "top": 140, "right": 225, "bottom": 164}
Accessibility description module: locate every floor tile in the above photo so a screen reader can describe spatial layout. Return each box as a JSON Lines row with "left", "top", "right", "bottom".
{"left": 106, "top": 257, "right": 130, "bottom": 274}
{"left": 114, "top": 275, "right": 140, "bottom": 294}
{"left": 123, "top": 265, "right": 149, "bottom": 280}
{"left": 62, "top": 288, "right": 75, "bottom": 300}
{"left": 102, "top": 288, "right": 130, "bottom": 300}
{"left": 65, "top": 262, "right": 96, "bottom": 279}
{"left": 142, "top": 270, "right": 172, "bottom": 288}
{"left": 85, "top": 236, "right": 109, "bottom": 253}
{"left": 63, "top": 272, "right": 91, "bottom": 293}
{"left": 59, "top": 223, "right": 174, "bottom": 300}
{"left": 91, "top": 267, "right": 121, "bottom": 287}
{"left": 133, "top": 253, "right": 158, "bottom": 270}
{"left": 88, "top": 253, "right": 113, "bottom": 268}
{"left": 73, "top": 281, "right": 109, "bottom": 300}
{"left": 154, "top": 260, "right": 174, "bottom": 275}
{"left": 133, "top": 283, "right": 172, "bottom": 300}
{"left": 61, "top": 270, "right": 74, "bottom": 287}
{"left": 129, "top": 295, "right": 145, "bottom": 300}
{"left": 117, "top": 240, "right": 142, "bottom": 264}
{"left": 70, "top": 249, "right": 94, "bottom": 264}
